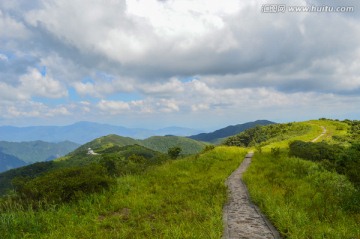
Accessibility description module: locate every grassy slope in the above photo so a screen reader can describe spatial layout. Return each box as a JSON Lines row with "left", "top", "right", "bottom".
{"left": 243, "top": 120, "right": 360, "bottom": 238}
{"left": 0, "top": 147, "right": 246, "bottom": 238}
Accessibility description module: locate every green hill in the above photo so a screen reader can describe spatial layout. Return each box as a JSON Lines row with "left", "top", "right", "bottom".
{"left": 64, "top": 134, "right": 139, "bottom": 158}
{"left": 0, "top": 138, "right": 164, "bottom": 196}
{"left": 64, "top": 134, "right": 206, "bottom": 158}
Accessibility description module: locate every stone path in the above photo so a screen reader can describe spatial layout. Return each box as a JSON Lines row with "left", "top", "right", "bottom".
{"left": 223, "top": 152, "right": 281, "bottom": 239}
{"left": 311, "top": 126, "right": 327, "bottom": 142}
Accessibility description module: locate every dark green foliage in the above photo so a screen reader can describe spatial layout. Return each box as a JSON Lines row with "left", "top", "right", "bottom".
{"left": 224, "top": 123, "right": 310, "bottom": 147}
{"left": 100, "top": 156, "right": 118, "bottom": 177}
{"left": 168, "top": 147, "right": 182, "bottom": 159}
{"left": 289, "top": 140, "right": 360, "bottom": 190}
{"left": 288, "top": 140, "right": 341, "bottom": 162}
{"left": 347, "top": 120, "right": 360, "bottom": 140}
{"left": 0, "top": 161, "right": 55, "bottom": 195}
{"left": 12, "top": 164, "right": 115, "bottom": 206}
{"left": 189, "top": 120, "right": 275, "bottom": 143}
{"left": 270, "top": 147, "right": 280, "bottom": 157}
{"left": 202, "top": 145, "right": 215, "bottom": 153}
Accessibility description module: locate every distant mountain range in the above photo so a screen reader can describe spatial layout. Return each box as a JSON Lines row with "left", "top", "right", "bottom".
{"left": 0, "top": 151, "right": 27, "bottom": 173}
{"left": 0, "top": 121, "right": 204, "bottom": 144}
{"left": 188, "top": 120, "right": 275, "bottom": 143}
{"left": 0, "top": 141, "right": 79, "bottom": 173}
{"left": 0, "top": 120, "right": 275, "bottom": 173}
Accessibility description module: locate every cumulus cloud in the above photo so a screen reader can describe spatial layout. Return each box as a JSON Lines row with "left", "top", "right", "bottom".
{"left": 0, "top": 68, "right": 67, "bottom": 101}
{"left": 19, "top": 68, "right": 68, "bottom": 98}
{"left": 0, "top": 101, "right": 70, "bottom": 119}
{"left": 0, "top": 0, "right": 359, "bottom": 126}
{"left": 97, "top": 100, "right": 130, "bottom": 114}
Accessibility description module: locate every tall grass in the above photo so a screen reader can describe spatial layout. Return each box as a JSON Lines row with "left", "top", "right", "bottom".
{"left": 0, "top": 146, "right": 246, "bottom": 238}
{"left": 244, "top": 153, "right": 360, "bottom": 238}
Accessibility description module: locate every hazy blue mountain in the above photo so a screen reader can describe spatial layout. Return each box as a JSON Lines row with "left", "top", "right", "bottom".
{"left": 0, "top": 151, "right": 27, "bottom": 173}
{"left": 188, "top": 120, "right": 275, "bottom": 143}
{"left": 0, "top": 141, "right": 79, "bottom": 164}
{"left": 0, "top": 122, "right": 204, "bottom": 144}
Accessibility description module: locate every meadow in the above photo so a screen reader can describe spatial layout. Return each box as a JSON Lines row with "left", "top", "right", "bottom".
{"left": 0, "top": 147, "right": 246, "bottom": 238}
{"left": 243, "top": 120, "right": 360, "bottom": 238}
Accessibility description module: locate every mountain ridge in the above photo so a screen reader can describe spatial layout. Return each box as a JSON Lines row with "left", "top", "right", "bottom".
{"left": 188, "top": 120, "right": 275, "bottom": 143}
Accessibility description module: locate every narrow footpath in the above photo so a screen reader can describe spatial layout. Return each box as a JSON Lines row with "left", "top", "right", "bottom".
{"left": 223, "top": 152, "right": 281, "bottom": 239}
{"left": 311, "top": 126, "right": 327, "bottom": 142}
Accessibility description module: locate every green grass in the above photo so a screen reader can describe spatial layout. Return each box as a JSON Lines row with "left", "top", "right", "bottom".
{"left": 243, "top": 120, "right": 360, "bottom": 238}
{"left": 0, "top": 146, "right": 246, "bottom": 238}
{"left": 244, "top": 153, "right": 360, "bottom": 238}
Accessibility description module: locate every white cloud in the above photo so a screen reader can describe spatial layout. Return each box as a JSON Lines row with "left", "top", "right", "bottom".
{"left": 19, "top": 68, "right": 68, "bottom": 98}
{"left": 73, "top": 77, "right": 134, "bottom": 98}
{"left": 139, "top": 78, "right": 184, "bottom": 96}
{"left": 1, "top": 0, "right": 360, "bottom": 126}
{"left": 0, "top": 101, "right": 70, "bottom": 119}
{"left": 97, "top": 100, "right": 130, "bottom": 114}
{"left": 0, "top": 68, "right": 67, "bottom": 101}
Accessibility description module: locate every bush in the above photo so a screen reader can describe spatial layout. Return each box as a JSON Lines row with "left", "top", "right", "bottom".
{"left": 12, "top": 164, "right": 115, "bottom": 206}
{"left": 202, "top": 145, "right": 215, "bottom": 153}
{"left": 168, "top": 147, "right": 182, "bottom": 159}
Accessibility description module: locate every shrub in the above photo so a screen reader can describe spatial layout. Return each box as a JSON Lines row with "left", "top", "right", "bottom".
{"left": 168, "top": 147, "right": 182, "bottom": 159}
{"left": 12, "top": 164, "right": 115, "bottom": 206}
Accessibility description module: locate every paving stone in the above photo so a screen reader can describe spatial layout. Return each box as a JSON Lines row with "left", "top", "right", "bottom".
{"left": 223, "top": 153, "right": 281, "bottom": 239}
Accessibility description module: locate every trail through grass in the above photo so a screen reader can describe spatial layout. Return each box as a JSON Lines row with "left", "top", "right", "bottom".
{"left": 243, "top": 120, "right": 360, "bottom": 238}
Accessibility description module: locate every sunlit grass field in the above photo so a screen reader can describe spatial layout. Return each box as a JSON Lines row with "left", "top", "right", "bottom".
{"left": 0, "top": 147, "right": 246, "bottom": 238}
{"left": 244, "top": 120, "right": 360, "bottom": 238}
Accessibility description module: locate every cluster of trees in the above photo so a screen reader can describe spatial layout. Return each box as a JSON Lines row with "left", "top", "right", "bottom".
{"left": 224, "top": 123, "right": 309, "bottom": 147}
{"left": 289, "top": 140, "right": 360, "bottom": 189}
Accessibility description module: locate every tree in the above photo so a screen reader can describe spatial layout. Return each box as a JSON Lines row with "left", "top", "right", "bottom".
{"left": 168, "top": 147, "right": 182, "bottom": 159}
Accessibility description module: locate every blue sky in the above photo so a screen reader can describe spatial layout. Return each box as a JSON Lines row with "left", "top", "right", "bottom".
{"left": 0, "top": 0, "right": 360, "bottom": 130}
